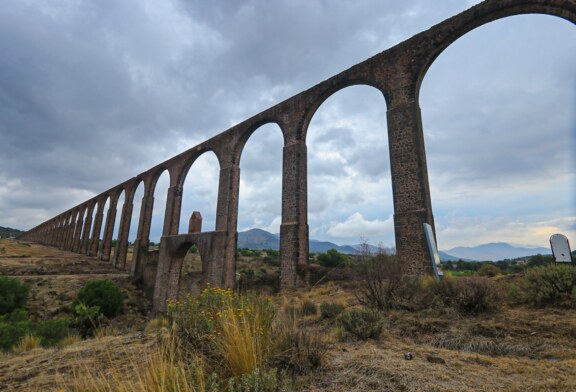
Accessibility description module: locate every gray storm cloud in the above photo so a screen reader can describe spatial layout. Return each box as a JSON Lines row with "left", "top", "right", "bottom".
{"left": 0, "top": 1, "right": 574, "bottom": 248}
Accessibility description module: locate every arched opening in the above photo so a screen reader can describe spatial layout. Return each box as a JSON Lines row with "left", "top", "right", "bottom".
{"left": 237, "top": 123, "right": 284, "bottom": 292}
{"left": 420, "top": 15, "right": 576, "bottom": 261}
{"left": 177, "top": 152, "right": 220, "bottom": 292}
{"left": 178, "top": 152, "right": 220, "bottom": 234}
{"left": 98, "top": 196, "right": 110, "bottom": 256}
{"left": 306, "top": 85, "right": 393, "bottom": 256}
{"left": 74, "top": 206, "right": 89, "bottom": 251}
{"left": 174, "top": 239, "right": 205, "bottom": 298}
{"left": 149, "top": 170, "right": 170, "bottom": 248}
{"left": 111, "top": 190, "right": 126, "bottom": 261}
{"left": 127, "top": 181, "right": 145, "bottom": 269}
{"left": 82, "top": 202, "right": 97, "bottom": 253}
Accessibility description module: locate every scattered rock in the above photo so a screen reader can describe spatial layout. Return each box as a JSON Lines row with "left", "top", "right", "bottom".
{"left": 404, "top": 352, "right": 413, "bottom": 360}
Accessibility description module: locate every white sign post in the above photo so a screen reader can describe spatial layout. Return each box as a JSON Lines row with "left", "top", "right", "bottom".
{"left": 550, "top": 234, "right": 573, "bottom": 263}
{"left": 423, "top": 223, "right": 444, "bottom": 280}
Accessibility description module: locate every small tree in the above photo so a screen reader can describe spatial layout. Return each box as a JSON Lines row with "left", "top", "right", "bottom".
{"left": 317, "top": 249, "right": 350, "bottom": 268}
{"left": 477, "top": 263, "right": 501, "bottom": 277}
{"left": 0, "top": 277, "right": 29, "bottom": 315}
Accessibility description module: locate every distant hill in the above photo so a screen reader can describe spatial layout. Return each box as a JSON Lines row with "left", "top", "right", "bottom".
{"left": 438, "top": 251, "right": 464, "bottom": 261}
{"left": 444, "top": 242, "right": 551, "bottom": 262}
{"left": 237, "top": 228, "right": 358, "bottom": 254}
{"left": 238, "top": 230, "right": 552, "bottom": 261}
{"left": 310, "top": 239, "right": 357, "bottom": 254}
{"left": 237, "top": 228, "right": 279, "bottom": 249}
{"left": 0, "top": 226, "right": 24, "bottom": 238}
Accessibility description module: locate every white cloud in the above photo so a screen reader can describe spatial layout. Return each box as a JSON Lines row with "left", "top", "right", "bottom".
{"left": 327, "top": 212, "right": 394, "bottom": 238}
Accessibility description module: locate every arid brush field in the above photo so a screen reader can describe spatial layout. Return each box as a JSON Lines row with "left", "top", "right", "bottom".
{"left": 0, "top": 238, "right": 575, "bottom": 391}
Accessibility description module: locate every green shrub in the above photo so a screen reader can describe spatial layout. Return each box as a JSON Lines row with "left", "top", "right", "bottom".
{"left": 0, "top": 277, "right": 29, "bottom": 315}
{"left": 1, "top": 311, "right": 72, "bottom": 350}
{"left": 73, "top": 279, "right": 123, "bottom": 318}
{"left": 522, "top": 264, "right": 576, "bottom": 307}
{"left": 319, "top": 302, "right": 344, "bottom": 319}
{"left": 506, "top": 283, "right": 523, "bottom": 304}
{"left": 0, "top": 310, "right": 32, "bottom": 351}
{"left": 238, "top": 248, "right": 260, "bottom": 258}
{"left": 36, "top": 318, "right": 72, "bottom": 347}
{"left": 263, "top": 249, "right": 280, "bottom": 266}
{"left": 317, "top": 249, "right": 350, "bottom": 268}
{"left": 477, "top": 263, "right": 501, "bottom": 277}
{"left": 337, "top": 308, "right": 385, "bottom": 341}
{"left": 74, "top": 304, "right": 104, "bottom": 339}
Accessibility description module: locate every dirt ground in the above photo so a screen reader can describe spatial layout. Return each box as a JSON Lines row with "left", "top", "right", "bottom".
{"left": 1, "top": 239, "right": 575, "bottom": 391}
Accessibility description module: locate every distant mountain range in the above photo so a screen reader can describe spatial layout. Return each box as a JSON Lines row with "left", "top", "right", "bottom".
{"left": 237, "top": 228, "right": 359, "bottom": 254}
{"left": 0, "top": 226, "right": 23, "bottom": 238}
{"left": 443, "top": 242, "right": 551, "bottom": 262}
{"left": 237, "top": 228, "right": 552, "bottom": 261}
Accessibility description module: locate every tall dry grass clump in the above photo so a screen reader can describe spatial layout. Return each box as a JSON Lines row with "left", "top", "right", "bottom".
{"left": 68, "top": 334, "right": 200, "bottom": 392}
{"left": 12, "top": 333, "right": 41, "bottom": 353}
{"left": 168, "top": 286, "right": 275, "bottom": 377}
{"left": 212, "top": 294, "right": 275, "bottom": 376}
{"left": 167, "top": 286, "right": 293, "bottom": 390}
{"left": 66, "top": 287, "right": 325, "bottom": 390}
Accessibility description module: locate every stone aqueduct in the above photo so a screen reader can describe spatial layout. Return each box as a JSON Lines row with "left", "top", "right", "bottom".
{"left": 18, "top": 0, "right": 575, "bottom": 312}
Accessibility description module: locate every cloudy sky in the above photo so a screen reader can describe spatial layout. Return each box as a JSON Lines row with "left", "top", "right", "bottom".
{"left": 0, "top": 0, "right": 574, "bottom": 250}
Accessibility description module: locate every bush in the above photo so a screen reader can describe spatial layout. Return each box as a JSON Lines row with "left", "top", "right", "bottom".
{"left": 317, "top": 249, "right": 350, "bottom": 268}
{"left": 337, "top": 308, "right": 385, "bottom": 341}
{"left": 73, "top": 304, "right": 105, "bottom": 339}
{"left": 0, "top": 310, "right": 32, "bottom": 351}
{"left": 477, "top": 263, "right": 501, "bottom": 277}
{"left": 0, "top": 310, "right": 72, "bottom": 350}
{"left": 273, "top": 326, "right": 328, "bottom": 373}
{"left": 263, "top": 249, "right": 280, "bottom": 266}
{"left": 74, "top": 279, "right": 123, "bottom": 318}
{"left": 355, "top": 253, "right": 404, "bottom": 310}
{"left": 36, "top": 318, "right": 72, "bottom": 347}
{"left": 522, "top": 264, "right": 576, "bottom": 307}
{"left": 319, "top": 302, "right": 345, "bottom": 319}
{"left": 450, "top": 277, "right": 501, "bottom": 314}
{"left": 0, "top": 277, "right": 29, "bottom": 315}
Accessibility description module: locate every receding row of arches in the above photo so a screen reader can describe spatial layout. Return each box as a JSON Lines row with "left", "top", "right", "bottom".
{"left": 21, "top": 0, "right": 575, "bottom": 311}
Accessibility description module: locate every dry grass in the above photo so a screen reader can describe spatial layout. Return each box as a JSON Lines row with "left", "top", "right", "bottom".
{"left": 1, "top": 242, "right": 576, "bottom": 391}
{"left": 68, "top": 335, "right": 198, "bottom": 392}
{"left": 12, "top": 334, "right": 41, "bottom": 353}
{"left": 213, "top": 298, "right": 274, "bottom": 377}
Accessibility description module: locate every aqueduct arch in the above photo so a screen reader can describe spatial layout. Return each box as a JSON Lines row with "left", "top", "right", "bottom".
{"left": 18, "top": 0, "right": 576, "bottom": 312}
